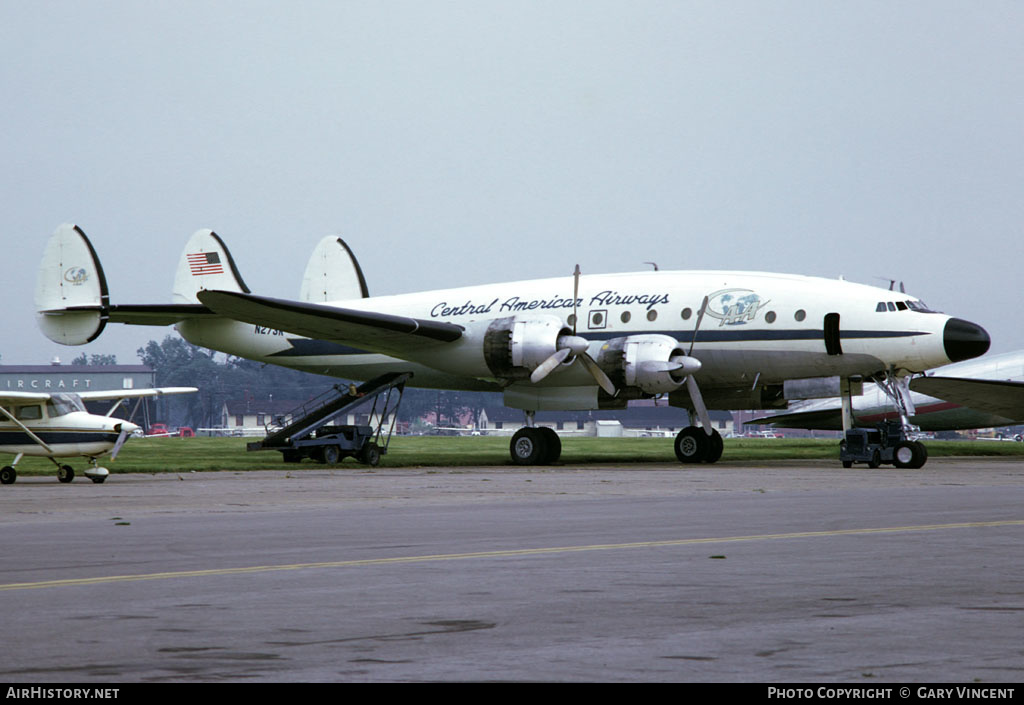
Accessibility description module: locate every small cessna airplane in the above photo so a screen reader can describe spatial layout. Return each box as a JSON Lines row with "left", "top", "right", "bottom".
{"left": 752, "top": 349, "right": 1024, "bottom": 433}
{"left": 0, "top": 386, "right": 197, "bottom": 484}
{"left": 35, "top": 224, "right": 991, "bottom": 466}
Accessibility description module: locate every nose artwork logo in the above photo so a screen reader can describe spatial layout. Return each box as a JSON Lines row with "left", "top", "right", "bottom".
{"left": 63, "top": 267, "right": 89, "bottom": 285}
{"left": 705, "top": 288, "right": 769, "bottom": 326}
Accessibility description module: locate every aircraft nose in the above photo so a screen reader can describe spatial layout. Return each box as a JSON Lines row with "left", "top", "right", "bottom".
{"left": 944, "top": 318, "right": 990, "bottom": 362}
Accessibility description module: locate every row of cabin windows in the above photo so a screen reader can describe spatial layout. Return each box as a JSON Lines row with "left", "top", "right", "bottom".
{"left": 566, "top": 308, "right": 809, "bottom": 327}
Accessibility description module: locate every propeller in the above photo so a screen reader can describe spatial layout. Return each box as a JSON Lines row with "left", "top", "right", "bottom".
{"left": 685, "top": 295, "right": 713, "bottom": 435}
{"left": 110, "top": 423, "right": 129, "bottom": 460}
{"left": 528, "top": 265, "right": 616, "bottom": 396}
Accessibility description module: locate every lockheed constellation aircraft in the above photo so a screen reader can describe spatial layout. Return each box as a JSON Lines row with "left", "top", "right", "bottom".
{"left": 35, "top": 224, "right": 990, "bottom": 466}
{"left": 0, "top": 386, "right": 197, "bottom": 484}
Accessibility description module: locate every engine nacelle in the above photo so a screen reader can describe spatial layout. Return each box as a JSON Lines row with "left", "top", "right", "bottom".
{"left": 596, "top": 334, "right": 699, "bottom": 395}
{"left": 483, "top": 315, "right": 574, "bottom": 381}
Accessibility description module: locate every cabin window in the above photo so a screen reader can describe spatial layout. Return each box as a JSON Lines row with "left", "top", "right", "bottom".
{"left": 794, "top": 309, "right": 806, "bottom": 322}
{"left": 16, "top": 405, "right": 42, "bottom": 421}
{"left": 765, "top": 311, "right": 776, "bottom": 323}
{"left": 567, "top": 314, "right": 577, "bottom": 328}
{"left": 681, "top": 308, "right": 692, "bottom": 320}
{"left": 647, "top": 310, "right": 658, "bottom": 322}
{"left": 620, "top": 311, "right": 631, "bottom": 323}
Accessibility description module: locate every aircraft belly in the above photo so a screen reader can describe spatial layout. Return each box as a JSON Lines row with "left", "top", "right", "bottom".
{"left": 696, "top": 347, "right": 885, "bottom": 386}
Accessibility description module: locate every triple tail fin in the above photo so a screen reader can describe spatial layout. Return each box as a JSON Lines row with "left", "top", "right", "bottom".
{"left": 35, "top": 224, "right": 110, "bottom": 345}
{"left": 172, "top": 229, "right": 250, "bottom": 304}
{"left": 299, "top": 235, "right": 369, "bottom": 303}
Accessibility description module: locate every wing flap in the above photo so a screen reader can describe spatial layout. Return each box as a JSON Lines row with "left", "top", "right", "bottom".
{"left": 909, "top": 376, "right": 1024, "bottom": 421}
{"left": 196, "top": 290, "right": 463, "bottom": 357}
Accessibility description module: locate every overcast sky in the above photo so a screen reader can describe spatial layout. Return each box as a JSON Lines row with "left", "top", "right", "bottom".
{"left": 2, "top": 1, "right": 1021, "bottom": 367}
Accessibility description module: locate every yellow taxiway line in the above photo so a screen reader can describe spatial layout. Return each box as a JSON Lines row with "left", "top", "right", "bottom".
{"left": 3, "top": 519, "right": 1022, "bottom": 592}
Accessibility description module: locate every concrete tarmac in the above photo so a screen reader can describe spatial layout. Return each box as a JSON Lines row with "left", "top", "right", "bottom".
{"left": 1, "top": 458, "right": 1023, "bottom": 683}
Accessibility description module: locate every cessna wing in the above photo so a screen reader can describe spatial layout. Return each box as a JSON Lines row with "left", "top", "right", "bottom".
{"left": 76, "top": 387, "right": 200, "bottom": 402}
{"left": 196, "top": 290, "right": 464, "bottom": 358}
{"left": 908, "top": 376, "right": 1024, "bottom": 421}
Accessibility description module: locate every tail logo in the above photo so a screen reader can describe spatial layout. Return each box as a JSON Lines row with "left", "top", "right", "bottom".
{"left": 187, "top": 251, "right": 224, "bottom": 276}
{"left": 63, "top": 267, "right": 89, "bottom": 286}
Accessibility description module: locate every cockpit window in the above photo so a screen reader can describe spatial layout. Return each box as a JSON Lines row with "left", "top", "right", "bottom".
{"left": 895, "top": 301, "right": 908, "bottom": 311}
{"left": 876, "top": 302, "right": 887, "bottom": 312}
{"left": 46, "top": 393, "right": 86, "bottom": 418}
{"left": 906, "top": 300, "right": 937, "bottom": 313}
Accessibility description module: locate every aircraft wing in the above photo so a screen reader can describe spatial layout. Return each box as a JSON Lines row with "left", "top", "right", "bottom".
{"left": 0, "top": 391, "right": 55, "bottom": 403}
{"left": 909, "top": 376, "right": 1024, "bottom": 422}
{"left": 196, "top": 290, "right": 464, "bottom": 358}
{"left": 746, "top": 408, "right": 843, "bottom": 430}
{"left": 77, "top": 387, "right": 199, "bottom": 401}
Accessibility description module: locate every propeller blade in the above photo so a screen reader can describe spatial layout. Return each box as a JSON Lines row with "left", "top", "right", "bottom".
{"left": 529, "top": 347, "right": 572, "bottom": 384}
{"left": 685, "top": 375, "right": 714, "bottom": 436}
{"left": 579, "top": 352, "right": 617, "bottom": 396}
{"left": 110, "top": 424, "right": 129, "bottom": 460}
{"left": 688, "top": 296, "right": 709, "bottom": 357}
{"left": 572, "top": 264, "right": 581, "bottom": 335}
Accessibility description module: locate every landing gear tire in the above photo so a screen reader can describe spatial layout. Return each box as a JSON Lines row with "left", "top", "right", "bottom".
{"left": 91, "top": 475, "right": 107, "bottom": 484}
{"left": 510, "top": 428, "right": 547, "bottom": 465}
{"left": 894, "top": 440, "right": 927, "bottom": 469}
{"left": 913, "top": 441, "right": 928, "bottom": 468}
{"left": 0, "top": 466, "right": 15, "bottom": 485}
{"left": 538, "top": 427, "right": 561, "bottom": 464}
{"left": 359, "top": 442, "right": 381, "bottom": 467}
{"left": 705, "top": 429, "right": 724, "bottom": 464}
{"left": 58, "top": 465, "right": 74, "bottom": 483}
{"left": 675, "top": 426, "right": 709, "bottom": 464}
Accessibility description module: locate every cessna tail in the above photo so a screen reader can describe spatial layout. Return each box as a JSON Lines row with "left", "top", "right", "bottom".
{"left": 36, "top": 223, "right": 991, "bottom": 467}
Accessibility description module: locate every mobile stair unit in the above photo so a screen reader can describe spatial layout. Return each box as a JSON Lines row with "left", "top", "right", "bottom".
{"left": 247, "top": 372, "right": 412, "bottom": 466}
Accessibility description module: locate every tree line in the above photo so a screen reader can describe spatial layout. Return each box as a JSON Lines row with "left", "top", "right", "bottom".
{"left": 76, "top": 336, "right": 498, "bottom": 431}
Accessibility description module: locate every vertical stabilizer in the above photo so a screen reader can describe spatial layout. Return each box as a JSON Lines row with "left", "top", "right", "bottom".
{"left": 35, "top": 224, "right": 110, "bottom": 345}
{"left": 173, "top": 230, "right": 250, "bottom": 304}
{"left": 300, "top": 236, "right": 370, "bottom": 303}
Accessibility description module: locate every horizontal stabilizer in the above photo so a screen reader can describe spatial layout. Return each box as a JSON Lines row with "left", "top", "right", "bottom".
{"left": 35, "top": 224, "right": 110, "bottom": 345}
{"left": 909, "top": 376, "right": 1024, "bottom": 421}
{"left": 196, "top": 290, "right": 463, "bottom": 358}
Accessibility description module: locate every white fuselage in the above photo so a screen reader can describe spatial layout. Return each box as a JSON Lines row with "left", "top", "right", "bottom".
{"left": 176, "top": 270, "right": 974, "bottom": 407}
{"left": 0, "top": 410, "right": 135, "bottom": 458}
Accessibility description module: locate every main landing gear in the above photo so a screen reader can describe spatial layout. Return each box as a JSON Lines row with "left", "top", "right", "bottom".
{"left": 674, "top": 426, "right": 723, "bottom": 464}
{"left": 507, "top": 413, "right": 723, "bottom": 466}
{"left": 0, "top": 457, "right": 109, "bottom": 485}
{"left": 510, "top": 426, "right": 562, "bottom": 465}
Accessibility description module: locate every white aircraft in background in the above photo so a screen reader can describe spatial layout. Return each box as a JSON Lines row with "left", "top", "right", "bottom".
{"left": 35, "top": 224, "right": 990, "bottom": 467}
{"left": 752, "top": 350, "right": 1024, "bottom": 434}
{"left": 0, "top": 386, "right": 198, "bottom": 484}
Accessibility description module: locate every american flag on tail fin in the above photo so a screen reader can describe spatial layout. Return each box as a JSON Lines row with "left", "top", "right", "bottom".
{"left": 187, "top": 251, "right": 224, "bottom": 276}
